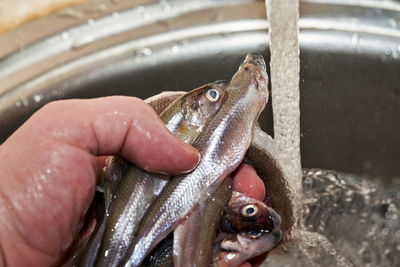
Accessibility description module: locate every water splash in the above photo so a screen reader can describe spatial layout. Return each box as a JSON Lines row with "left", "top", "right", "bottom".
{"left": 265, "top": 169, "right": 400, "bottom": 266}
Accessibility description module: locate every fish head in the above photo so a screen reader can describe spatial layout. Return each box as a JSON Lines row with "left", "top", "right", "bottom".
{"left": 181, "top": 80, "right": 228, "bottom": 134}
{"left": 227, "top": 53, "right": 269, "bottom": 121}
{"left": 234, "top": 53, "right": 268, "bottom": 93}
{"left": 221, "top": 191, "right": 281, "bottom": 233}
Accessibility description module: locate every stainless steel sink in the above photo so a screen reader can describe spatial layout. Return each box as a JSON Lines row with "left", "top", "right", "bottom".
{"left": 0, "top": 0, "right": 399, "bottom": 184}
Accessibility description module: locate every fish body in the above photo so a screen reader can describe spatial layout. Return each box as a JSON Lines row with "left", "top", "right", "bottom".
{"left": 94, "top": 81, "right": 228, "bottom": 267}
{"left": 123, "top": 53, "right": 269, "bottom": 266}
{"left": 172, "top": 177, "right": 232, "bottom": 267}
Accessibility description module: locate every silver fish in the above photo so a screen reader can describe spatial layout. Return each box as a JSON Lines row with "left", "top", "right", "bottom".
{"left": 94, "top": 81, "right": 228, "bottom": 267}
{"left": 123, "top": 53, "right": 269, "bottom": 266}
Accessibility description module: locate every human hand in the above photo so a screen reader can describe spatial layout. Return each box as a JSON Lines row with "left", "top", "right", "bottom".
{"left": 0, "top": 96, "right": 265, "bottom": 267}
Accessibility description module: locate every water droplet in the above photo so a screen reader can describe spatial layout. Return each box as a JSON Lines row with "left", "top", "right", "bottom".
{"left": 22, "top": 98, "right": 29, "bottom": 106}
{"left": 395, "top": 229, "right": 400, "bottom": 238}
{"left": 46, "top": 169, "right": 52, "bottom": 174}
{"left": 15, "top": 101, "right": 21, "bottom": 107}
{"left": 33, "top": 94, "right": 43, "bottom": 103}
{"left": 104, "top": 249, "right": 109, "bottom": 257}
{"left": 383, "top": 248, "right": 391, "bottom": 255}
{"left": 136, "top": 48, "right": 152, "bottom": 57}
{"left": 87, "top": 18, "right": 95, "bottom": 26}
{"left": 172, "top": 45, "right": 180, "bottom": 53}
{"left": 384, "top": 48, "right": 392, "bottom": 56}
{"left": 345, "top": 197, "right": 353, "bottom": 203}
{"left": 62, "top": 32, "right": 69, "bottom": 40}
{"left": 382, "top": 227, "right": 389, "bottom": 235}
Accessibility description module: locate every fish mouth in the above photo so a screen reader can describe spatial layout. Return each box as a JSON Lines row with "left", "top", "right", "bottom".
{"left": 242, "top": 53, "right": 267, "bottom": 72}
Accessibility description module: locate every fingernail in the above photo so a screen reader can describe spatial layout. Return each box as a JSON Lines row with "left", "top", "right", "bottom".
{"left": 181, "top": 150, "right": 201, "bottom": 174}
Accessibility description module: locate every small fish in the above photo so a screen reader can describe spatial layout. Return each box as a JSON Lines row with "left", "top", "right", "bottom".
{"left": 123, "top": 53, "right": 269, "bottom": 266}
{"left": 212, "top": 229, "right": 282, "bottom": 267}
{"left": 94, "top": 81, "right": 228, "bottom": 267}
{"left": 143, "top": 188, "right": 280, "bottom": 267}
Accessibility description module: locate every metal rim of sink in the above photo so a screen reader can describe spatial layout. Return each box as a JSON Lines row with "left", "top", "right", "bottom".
{"left": 0, "top": 0, "right": 399, "bottom": 184}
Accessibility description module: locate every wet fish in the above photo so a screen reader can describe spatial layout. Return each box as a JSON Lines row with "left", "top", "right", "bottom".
{"left": 172, "top": 177, "right": 233, "bottom": 267}
{"left": 144, "top": 188, "right": 280, "bottom": 267}
{"left": 123, "top": 53, "right": 269, "bottom": 266}
{"left": 94, "top": 81, "right": 228, "bottom": 267}
{"left": 212, "top": 229, "right": 282, "bottom": 267}
{"left": 142, "top": 90, "right": 294, "bottom": 236}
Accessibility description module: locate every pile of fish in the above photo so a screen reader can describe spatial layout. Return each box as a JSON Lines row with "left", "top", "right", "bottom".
{"left": 68, "top": 53, "right": 295, "bottom": 267}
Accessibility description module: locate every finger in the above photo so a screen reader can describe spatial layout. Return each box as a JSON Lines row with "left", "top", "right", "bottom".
{"left": 232, "top": 163, "right": 266, "bottom": 201}
{"left": 21, "top": 96, "right": 199, "bottom": 175}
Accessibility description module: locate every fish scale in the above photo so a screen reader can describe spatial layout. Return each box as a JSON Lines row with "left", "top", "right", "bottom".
{"left": 123, "top": 53, "right": 269, "bottom": 267}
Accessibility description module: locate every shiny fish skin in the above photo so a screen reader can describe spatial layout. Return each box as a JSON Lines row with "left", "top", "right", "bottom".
{"left": 94, "top": 82, "right": 228, "bottom": 267}
{"left": 141, "top": 93, "right": 294, "bottom": 234}
{"left": 123, "top": 53, "right": 269, "bottom": 267}
{"left": 172, "top": 177, "right": 232, "bottom": 267}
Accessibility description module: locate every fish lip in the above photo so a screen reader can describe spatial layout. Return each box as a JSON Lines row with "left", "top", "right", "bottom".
{"left": 269, "top": 207, "right": 282, "bottom": 232}
{"left": 241, "top": 53, "right": 267, "bottom": 72}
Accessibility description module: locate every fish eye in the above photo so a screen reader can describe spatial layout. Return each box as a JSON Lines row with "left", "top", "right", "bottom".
{"left": 241, "top": 204, "right": 258, "bottom": 217}
{"left": 247, "top": 230, "right": 263, "bottom": 239}
{"left": 206, "top": 89, "right": 220, "bottom": 102}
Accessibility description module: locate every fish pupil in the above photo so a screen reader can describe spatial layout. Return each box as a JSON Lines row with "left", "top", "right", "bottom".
{"left": 246, "top": 207, "right": 255, "bottom": 215}
{"left": 209, "top": 89, "right": 217, "bottom": 99}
